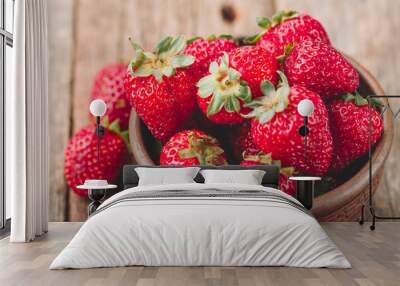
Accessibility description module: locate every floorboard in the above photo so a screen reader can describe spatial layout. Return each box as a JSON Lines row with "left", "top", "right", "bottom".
{"left": 0, "top": 222, "right": 399, "bottom": 286}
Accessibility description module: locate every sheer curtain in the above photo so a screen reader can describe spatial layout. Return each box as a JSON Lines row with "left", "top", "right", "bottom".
{"left": 8, "top": 0, "right": 49, "bottom": 242}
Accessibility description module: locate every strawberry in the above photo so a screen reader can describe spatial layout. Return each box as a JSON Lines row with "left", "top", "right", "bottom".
{"left": 229, "top": 46, "right": 279, "bottom": 98}
{"left": 90, "top": 63, "right": 131, "bottom": 129}
{"left": 278, "top": 171, "right": 296, "bottom": 197}
{"left": 240, "top": 151, "right": 296, "bottom": 197}
{"left": 250, "top": 11, "right": 330, "bottom": 57}
{"left": 246, "top": 71, "right": 333, "bottom": 176}
{"left": 160, "top": 129, "right": 227, "bottom": 166}
{"left": 124, "top": 36, "right": 197, "bottom": 142}
{"left": 196, "top": 53, "right": 252, "bottom": 125}
{"left": 64, "top": 120, "right": 129, "bottom": 197}
{"left": 283, "top": 41, "right": 359, "bottom": 98}
{"left": 184, "top": 35, "right": 238, "bottom": 80}
{"left": 196, "top": 46, "right": 279, "bottom": 125}
{"left": 232, "top": 122, "right": 260, "bottom": 160}
{"left": 329, "top": 93, "right": 383, "bottom": 171}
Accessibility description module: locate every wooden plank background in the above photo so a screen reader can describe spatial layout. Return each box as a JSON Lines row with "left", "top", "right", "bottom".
{"left": 47, "top": 0, "right": 400, "bottom": 221}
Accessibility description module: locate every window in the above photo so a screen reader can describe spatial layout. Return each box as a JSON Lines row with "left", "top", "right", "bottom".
{"left": 0, "top": 0, "right": 14, "bottom": 233}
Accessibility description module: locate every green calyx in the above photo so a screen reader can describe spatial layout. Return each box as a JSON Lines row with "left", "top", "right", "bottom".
{"left": 178, "top": 133, "right": 227, "bottom": 165}
{"left": 277, "top": 43, "right": 296, "bottom": 63}
{"left": 197, "top": 53, "right": 252, "bottom": 116}
{"left": 243, "top": 150, "right": 274, "bottom": 165}
{"left": 207, "top": 34, "right": 234, "bottom": 41}
{"left": 186, "top": 34, "right": 234, "bottom": 45}
{"left": 257, "top": 10, "right": 299, "bottom": 30}
{"left": 243, "top": 150, "right": 295, "bottom": 176}
{"left": 280, "top": 166, "right": 296, "bottom": 177}
{"left": 128, "top": 35, "right": 194, "bottom": 82}
{"left": 244, "top": 71, "right": 289, "bottom": 124}
{"left": 244, "top": 10, "right": 299, "bottom": 45}
{"left": 342, "top": 92, "right": 383, "bottom": 110}
{"left": 103, "top": 117, "right": 131, "bottom": 153}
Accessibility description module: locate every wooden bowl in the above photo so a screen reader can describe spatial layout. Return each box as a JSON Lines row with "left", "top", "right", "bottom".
{"left": 128, "top": 56, "right": 394, "bottom": 221}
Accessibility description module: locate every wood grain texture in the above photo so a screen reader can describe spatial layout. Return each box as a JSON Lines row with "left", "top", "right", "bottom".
{"left": 275, "top": 0, "right": 400, "bottom": 218}
{"left": 1, "top": 222, "right": 400, "bottom": 286}
{"left": 66, "top": 0, "right": 275, "bottom": 221}
{"left": 119, "top": 0, "right": 275, "bottom": 61}
{"left": 68, "top": 0, "right": 127, "bottom": 221}
{"left": 46, "top": 0, "right": 75, "bottom": 221}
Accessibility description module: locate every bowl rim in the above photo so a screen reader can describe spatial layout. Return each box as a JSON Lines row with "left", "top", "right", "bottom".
{"left": 312, "top": 56, "right": 394, "bottom": 217}
{"left": 128, "top": 56, "right": 394, "bottom": 218}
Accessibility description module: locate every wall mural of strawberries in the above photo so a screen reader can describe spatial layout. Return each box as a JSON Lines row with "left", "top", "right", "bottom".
{"left": 48, "top": 0, "right": 399, "bottom": 221}
{"left": 122, "top": 12, "right": 389, "bottom": 222}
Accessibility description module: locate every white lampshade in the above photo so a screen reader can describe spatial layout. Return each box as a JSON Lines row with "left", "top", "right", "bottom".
{"left": 297, "top": 99, "right": 315, "bottom": 117}
{"left": 89, "top": 99, "right": 107, "bottom": 117}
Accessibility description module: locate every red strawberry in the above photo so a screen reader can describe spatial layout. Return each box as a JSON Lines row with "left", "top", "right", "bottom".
{"left": 160, "top": 129, "right": 227, "bottom": 166}
{"left": 232, "top": 122, "right": 260, "bottom": 160}
{"left": 252, "top": 11, "right": 330, "bottom": 57}
{"left": 124, "top": 36, "right": 197, "bottom": 142}
{"left": 278, "top": 172, "right": 296, "bottom": 197}
{"left": 246, "top": 71, "right": 333, "bottom": 176}
{"left": 240, "top": 151, "right": 296, "bottom": 197}
{"left": 197, "top": 47, "right": 279, "bottom": 125}
{"left": 229, "top": 46, "right": 279, "bottom": 98}
{"left": 184, "top": 35, "right": 238, "bottom": 80}
{"left": 196, "top": 54, "right": 252, "bottom": 125}
{"left": 283, "top": 41, "right": 359, "bottom": 98}
{"left": 64, "top": 121, "right": 128, "bottom": 197}
{"left": 90, "top": 63, "right": 131, "bottom": 129}
{"left": 329, "top": 93, "right": 383, "bottom": 170}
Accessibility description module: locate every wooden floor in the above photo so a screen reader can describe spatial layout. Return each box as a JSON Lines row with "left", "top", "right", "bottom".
{"left": 0, "top": 223, "right": 399, "bottom": 286}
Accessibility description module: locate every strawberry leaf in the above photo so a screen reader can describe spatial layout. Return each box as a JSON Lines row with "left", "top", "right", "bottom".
{"left": 199, "top": 54, "right": 252, "bottom": 117}
{"left": 133, "top": 66, "right": 153, "bottom": 77}
{"left": 207, "top": 94, "right": 226, "bottom": 116}
{"left": 209, "top": 61, "right": 219, "bottom": 74}
{"left": 120, "top": 130, "right": 131, "bottom": 153}
{"left": 161, "top": 66, "right": 175, "bottom": 77}
{"left": 256, "top": 17, "right": 272, "bottom": 29}
{"left": 166, "top": 36, "right": 186, "bottom": 56}
{"left": 108, "top": 119, "right": 121, "bottom": 134}
{"left": 220, "top": 53, "right": 229, "bottom": 68}
{"left": 277, "top": 43, "right": 295, "bottom": 63}
{"left": 245, "top": 71, "right": 289, "bottom": 124}
{"left": 243, "top": 33, "right": 263, "bottom": 45}
{"left": 260, "top": 80, "right": 275, "bottom": 97}
{"left": 259, "top": 109, "right": 275, "bottom": 124}
{"left": 186, "top": 36, "right": 202, "bottom": 45}
{"left": 155, "top": 36, "right": 173, "bottom": 54}
{"left": 152, "top": 70, "right": 163, "bottom": 82}
{"left": 219, "top": 34, "right": 234, "bottom": 40}
{"left": 180, "top": 133, "right": 227, "bottom": 166}
{"left": 280, "top": 166, "right": 295, "bottom": 176}
{"left": 128, "top": 38, "right": 144, "bottom": 53}
{"left": 238, "top": 85, "right": 252, "bottom": 103}
{"left": 343, "top": 92, "right": 368, "bottom": 106}
{"left": 179, "top": 149, "right": 196, "bottom": 159}
{"left": 271, "top": 10, "right": 298, "bottom": 26}
{"left": 103, "top": 116, "right": 110, "bottom": 127}
{"left": 197, "top": 75, "right": 216, "bottom": 98}
{"left": 225, "top": 97, "right": 241, "bottom": 113}
{"left": 342, "top": 93, "right": 355, "bottom": 101}
{"left": 171, "top": 55, "right": 194, "bottom": 68}
{"left": 129, "top": 36, "right": 192, "bottom": 82}
{"left": 207, "top": 34, "right": 217, "bottom": 41}
{"left": 355, "top": 92, "right": 368, "bottom": 106}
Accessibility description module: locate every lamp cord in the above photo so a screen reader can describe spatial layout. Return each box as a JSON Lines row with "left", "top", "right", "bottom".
{"left": 96, "top": 116, "right": 101, "bottom": 164}
{"left": 304, "top": 116, "right": 308, "bottom": 164}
